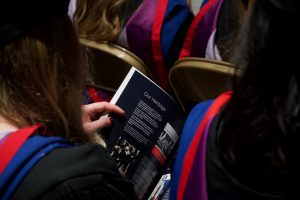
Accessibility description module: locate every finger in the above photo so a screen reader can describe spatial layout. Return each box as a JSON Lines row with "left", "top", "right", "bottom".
{"left": 83, "top": 117, "right": 113, "bottom": 134}
{"left": 84, "top": 102, "right": 125, "bottom": 116}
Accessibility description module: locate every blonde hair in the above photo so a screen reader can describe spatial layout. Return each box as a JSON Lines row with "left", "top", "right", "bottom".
{"left": 74, "top": 0, "right": 125, "bottom": 42}
{"left": 0, "top": 16, "right": 91, "bottom": 143}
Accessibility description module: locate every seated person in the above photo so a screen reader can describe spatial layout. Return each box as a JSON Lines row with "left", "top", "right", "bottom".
{"left": 71, "top": 0, "right": 128, "bottom": 102}
{"left": 118, "top": 0, "right": 193, "bottom": 89}
{"left": 118, "top": 0, "right": 247, "bottom": 88}
{"left": 0, "top": 0, "right": 137, "bottom": 199}
{"left": 171, "top": 0, "right": 299, "bottom": 199}
{"left": 179, "top": 0, "right": 248, "bottom": 61}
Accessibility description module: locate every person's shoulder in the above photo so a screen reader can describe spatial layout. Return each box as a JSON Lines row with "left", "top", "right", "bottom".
{"left": 184, "top": 100, "right": 214, "bottom": 128}
{"left": 177, "top": 99, "right": 215, "bottom": 159}
{"left": 12, "top": 143, "right": 137, "bottom": 200}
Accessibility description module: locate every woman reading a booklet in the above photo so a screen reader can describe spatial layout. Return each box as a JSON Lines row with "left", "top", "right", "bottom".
{"left": 0, "top": 0, "right": 137, "bottom": 199}
{"left": 171, "top": 0, "right": 299, "bottom": 199}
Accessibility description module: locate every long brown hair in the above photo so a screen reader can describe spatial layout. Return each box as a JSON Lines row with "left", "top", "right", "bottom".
{"left": 0, "top": 15, "right": 90, "bottom": 143}
{"left": 74, "top": 0, "right": 125, "bottom": 42}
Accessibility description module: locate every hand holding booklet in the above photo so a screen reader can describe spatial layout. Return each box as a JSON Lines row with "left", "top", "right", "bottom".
{"left": 105, "top": 67, "right": 184, "bottom": 200}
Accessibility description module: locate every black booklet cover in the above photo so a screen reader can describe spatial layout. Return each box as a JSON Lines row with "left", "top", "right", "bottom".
{"left": 106, "top": 67, "right": 184, "bottom": 199}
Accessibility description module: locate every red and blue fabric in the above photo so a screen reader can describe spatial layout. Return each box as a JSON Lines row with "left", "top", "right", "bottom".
{"left": 201, "top": 0, "right": 210, "bottom": 7}
{"left": 124, "top": 0, "right": 192, "bottom": 89}
{"left": 170, "top": 91, "right": 231, "bottom": 200}
{"left": 160, "top": 0, "right": 193, "bottom": 71}
{"left": 179, "top": 0, "right": 224, "bottom": 59}
{"left": 0, "top": 125, "right": 72, "bottom": 200}
{"left": 170, "top": 100, "right": 213, "bottom": 200}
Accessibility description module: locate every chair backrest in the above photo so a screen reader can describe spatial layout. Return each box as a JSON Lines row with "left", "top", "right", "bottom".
{"left": 169, "top": 57, "right": 238, "bottom": 111}
{"left": 79, "top": 38, "right": 154, "bottom": 91}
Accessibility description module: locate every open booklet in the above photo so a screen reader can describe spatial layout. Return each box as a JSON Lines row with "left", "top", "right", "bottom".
{"left": 105, "top": 67, "right": 184, "bottom": 199}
